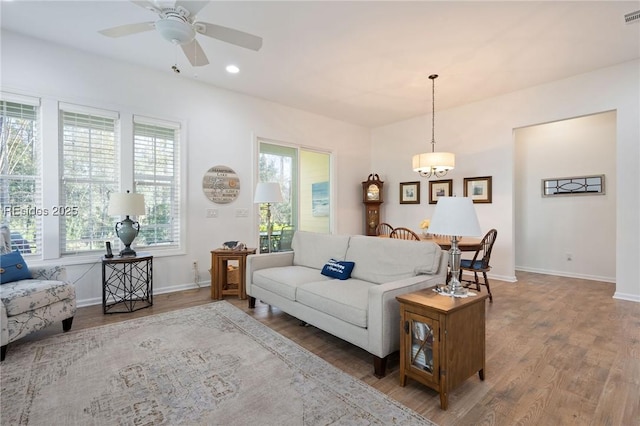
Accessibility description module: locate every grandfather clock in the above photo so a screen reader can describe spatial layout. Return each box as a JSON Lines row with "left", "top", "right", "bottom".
{"left": 362, "top": 174, "right": 384, "bottom": 236}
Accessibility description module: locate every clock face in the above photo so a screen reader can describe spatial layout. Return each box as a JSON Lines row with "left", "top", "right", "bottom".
{"left": 366, "top": 184, "right": 380, "bottom": 201}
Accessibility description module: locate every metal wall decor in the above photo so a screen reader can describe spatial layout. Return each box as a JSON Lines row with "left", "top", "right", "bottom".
{"left": 202, "top": 165, "right": 240, "bottom": 204}
{"left": 542, "top": 175, "right": 605, "bottom": 197}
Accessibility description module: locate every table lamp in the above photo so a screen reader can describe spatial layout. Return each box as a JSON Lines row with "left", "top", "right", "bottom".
{"left": 427, "top": 196, "right": 481, "bottom": 296}
{"left": 108, "top": 190, "right": 146, "bottom": 257}
{"left": 254, "top": 182, "right": 283, "bottom": 253}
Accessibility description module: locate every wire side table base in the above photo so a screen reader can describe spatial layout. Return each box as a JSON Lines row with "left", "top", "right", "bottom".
{"left": 102, "top": 253, "right": 153, "bottom": 314}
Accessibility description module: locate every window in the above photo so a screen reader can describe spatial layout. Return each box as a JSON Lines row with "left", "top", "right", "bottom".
{"left": 59, "top": 104, "right": 119, "bottom": 254}
{"left": 133, "top": 116, "right": 180, "bottom": 249}
{"left": 0, "top": 95, "right": 41, "bottom": 254}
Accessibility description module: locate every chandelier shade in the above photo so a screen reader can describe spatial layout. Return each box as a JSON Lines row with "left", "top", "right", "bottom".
{"left": 412, "top": 152, "right": 455, "bottom": 176}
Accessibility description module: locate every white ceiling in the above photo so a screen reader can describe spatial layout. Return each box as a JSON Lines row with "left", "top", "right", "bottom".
{"left": 2, "top": 1, "right": 639, "bottom": 128}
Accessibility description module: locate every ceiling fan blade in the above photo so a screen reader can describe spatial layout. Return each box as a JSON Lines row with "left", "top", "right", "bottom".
{"left": 99, "top": 22, "right": 155, "bottom": 38}
{"left": 175, "top": 1, "right": 209, "bottom": 17}
{"left": 181, "top": 39, "right": 209, "bottom": 66}
{"left": 130, "top": 0, "right": 161, "bottom": 14}
{"left": 195, "top": 22, "right": 262, "bottom": 51}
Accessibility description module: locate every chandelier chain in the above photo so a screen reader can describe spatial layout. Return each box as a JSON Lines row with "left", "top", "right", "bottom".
{"left": 429, "top": 74, "right": 438, "bottom": 153}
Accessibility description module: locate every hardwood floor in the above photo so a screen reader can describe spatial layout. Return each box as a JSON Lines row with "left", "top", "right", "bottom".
{"left": 44, "top": 273, "right": 640, "bottom": 425}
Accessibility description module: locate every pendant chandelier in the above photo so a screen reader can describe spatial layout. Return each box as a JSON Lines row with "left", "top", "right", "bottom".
{"left": 412, "top": 74, "right": 455, "bottom": 178}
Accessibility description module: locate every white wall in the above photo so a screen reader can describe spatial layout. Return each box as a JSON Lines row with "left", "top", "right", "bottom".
{"left": 1, "top": 32, "right": 371, "bottom": 306}
{"left": 514, "top": 112, "right": 616, "bottom": 282}
{"left": 372, "top": 60, "right": 640, "bottom": 301}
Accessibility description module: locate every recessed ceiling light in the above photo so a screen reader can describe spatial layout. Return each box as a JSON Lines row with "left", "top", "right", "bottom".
{"left": 226, "top": 65, "right": 240, "bottom": 74}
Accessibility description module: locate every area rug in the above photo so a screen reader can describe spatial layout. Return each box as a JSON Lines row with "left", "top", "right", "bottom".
{"left": 0, "top": 301, "right": 436, "bottom": 425}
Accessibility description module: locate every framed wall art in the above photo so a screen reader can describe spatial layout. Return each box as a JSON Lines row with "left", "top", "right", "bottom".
{"left": 464, "top": 176, "right": 492, "bottom": 203}
{"left": 428, "top": 179, "right": 453, "bottom": 204}
{"left": 399, "top": 181, "right": 420, "bottom": 204}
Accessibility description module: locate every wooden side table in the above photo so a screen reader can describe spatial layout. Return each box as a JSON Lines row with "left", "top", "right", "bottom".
{"left": 210, "top": 248, "right": 256, "bottom": 300}
{"left": 102, "top": 253, "right": 153, "bottom": 314}
{"left": 396, "top": 289, "right": 488, "bottom": 410}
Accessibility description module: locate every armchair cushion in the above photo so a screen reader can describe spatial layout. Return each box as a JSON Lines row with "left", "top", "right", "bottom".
{"left": 0, "top": 251, "right": 32, "bottom": 284}
{"left": 0, "top": 278, "right": 75, "bottom": 317}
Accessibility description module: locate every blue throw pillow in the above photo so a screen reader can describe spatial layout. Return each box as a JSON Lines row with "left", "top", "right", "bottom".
{"left": 0, "top": 250, "right": 32, "bottom": 284}
{"left": 321, "top": 258, "right": 355, "bottom": 280}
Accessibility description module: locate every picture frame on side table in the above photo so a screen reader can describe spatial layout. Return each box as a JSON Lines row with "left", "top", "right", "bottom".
{"left": 428, "top": 179, "right": 453, "bottom": 204}
{"left": 464, "top": 176, "right": 492, "bottom": 203}
{"left": 399, "top": 181, "right": 420, "bottom": 204}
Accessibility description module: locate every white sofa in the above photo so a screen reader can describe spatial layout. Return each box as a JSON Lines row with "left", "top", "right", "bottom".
{"left": 246, "top": 231, "right": 448, "bottom": 377}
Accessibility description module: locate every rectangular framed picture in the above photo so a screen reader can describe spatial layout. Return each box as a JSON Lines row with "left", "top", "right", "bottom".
{"left": 428, "top": 179, "right": 453, "bottom": 204}
{"left": 399, "top": 181, "right": 420, "bottom": 204}
{"left": 464, "top": 176, "right": 492, "bottom": 203}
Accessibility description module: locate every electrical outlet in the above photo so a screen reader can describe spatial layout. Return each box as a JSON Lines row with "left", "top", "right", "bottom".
{"left": 206, "top": 208, "right": 218, "bottom": 218}
{"left": 192, "top": 260, "right": 198, "bottom": 269}
{"left": 236, "top": 208, "right": 248, "bottom": 217}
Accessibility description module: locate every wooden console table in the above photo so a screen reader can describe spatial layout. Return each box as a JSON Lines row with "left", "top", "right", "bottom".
{"left": 210, "top": 248, "right": 256, "bottom": 300}
{"left": 396, "top": 289, "right": 488, "bottom": 409}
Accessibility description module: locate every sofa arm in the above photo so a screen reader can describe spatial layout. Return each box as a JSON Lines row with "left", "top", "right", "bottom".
{"left": 246, "top": 251, "right": 294, "bottom": 295}
{"left": 366, "top": 274, "right": 444, "bottom": 358}
{"left": 29, "top": 265, "right": 69, "bottom": 282}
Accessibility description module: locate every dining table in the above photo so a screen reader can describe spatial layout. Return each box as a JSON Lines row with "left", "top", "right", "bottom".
{"left": 422, "top": 235, "right": 483, "bottom": 252}
{"left": 378, "top": 233, "right": 482, "bottom": 252}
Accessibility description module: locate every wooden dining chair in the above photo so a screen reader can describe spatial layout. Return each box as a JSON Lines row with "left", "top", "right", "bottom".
{"left": 458, "top": 229, "right": 497, "bottom": 302}
{"left": 375, "top": 222, "right": 394, "bottom": 237}
{"left": 389, "top": 227, "right": 421, "bottom": 241}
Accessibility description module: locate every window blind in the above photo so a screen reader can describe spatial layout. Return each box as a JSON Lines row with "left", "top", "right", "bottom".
{"left": 0, "top": 98, "right": 41, "bottom": 255}
{"left": 133, "top": 117, "right": 180, "bottom": 249}
{"left": 59, "top": 108, "right": 119, "bottom": 254}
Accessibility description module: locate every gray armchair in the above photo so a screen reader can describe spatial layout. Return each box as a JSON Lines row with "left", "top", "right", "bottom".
{"left": 0, "top": 264, "right": 77, "bottom": 361}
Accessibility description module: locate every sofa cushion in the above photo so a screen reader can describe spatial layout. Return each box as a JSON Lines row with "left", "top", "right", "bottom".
{"left": 0, "top": 279, "right": 75, "bottom": 316}
{"left": 252, "top": 265, "right": 332, "bottom": 301}
{"left": 320, "top": 259, "right": 355, "bottom": 280}
{"left": 0, "top": 250, "right": 32, "bottom": 284}
{"left": 346, "top": 236, "right": 442, "bottom": 284}
{"left": 291, "top": 231, "right": 350, "bottom": 270}
{"left": 296, "top": 279, "right": 374, "bottom": 328}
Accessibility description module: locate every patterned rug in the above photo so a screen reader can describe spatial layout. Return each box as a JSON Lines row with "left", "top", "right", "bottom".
{"left": 1, "top": 301, "right": 436, "bottom": 425}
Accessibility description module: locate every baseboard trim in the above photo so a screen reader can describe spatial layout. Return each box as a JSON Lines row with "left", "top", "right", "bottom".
{"left": 515, "top": 267, "right": 614, "bottom": 283}
{"left": 76, "top": 281, "right": 211, "bottom": 308}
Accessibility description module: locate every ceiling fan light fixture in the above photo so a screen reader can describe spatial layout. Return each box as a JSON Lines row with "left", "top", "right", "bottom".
{"left": 155, "top": 18, "right": 195, "bottom": 45}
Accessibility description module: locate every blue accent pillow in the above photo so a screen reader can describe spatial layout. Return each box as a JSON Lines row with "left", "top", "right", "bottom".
{"left": 0, "top": 250, "right": 32, "bottom": 284}
{"left": 321, "top": 258, "right": 355, "bottom": 280}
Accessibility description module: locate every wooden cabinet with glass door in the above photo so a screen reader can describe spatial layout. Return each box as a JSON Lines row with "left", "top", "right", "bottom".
{"left": 397, "top": 289, "right": 488, "bottom": 410}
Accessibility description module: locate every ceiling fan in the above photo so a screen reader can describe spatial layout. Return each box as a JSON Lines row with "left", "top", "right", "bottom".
{"left": 98, "top": 0, "right": 263, "bottom": 67}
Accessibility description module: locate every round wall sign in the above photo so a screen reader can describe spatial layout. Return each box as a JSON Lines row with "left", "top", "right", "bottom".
{"left": 202, "top": 165, "right": 240, "bottom": 204}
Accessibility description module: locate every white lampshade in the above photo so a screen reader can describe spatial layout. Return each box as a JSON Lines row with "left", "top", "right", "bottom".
{"left": 108, "top": 192, "right": 146, "bottom": 216}
{"left": 412, "top": 152, "right": 455, "bottom": 173}
{"left": 428, "top": 197, "right": 481, "bottom": 237}
{"left": 254, "top": 182, "right": 283, "bottom": 203}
